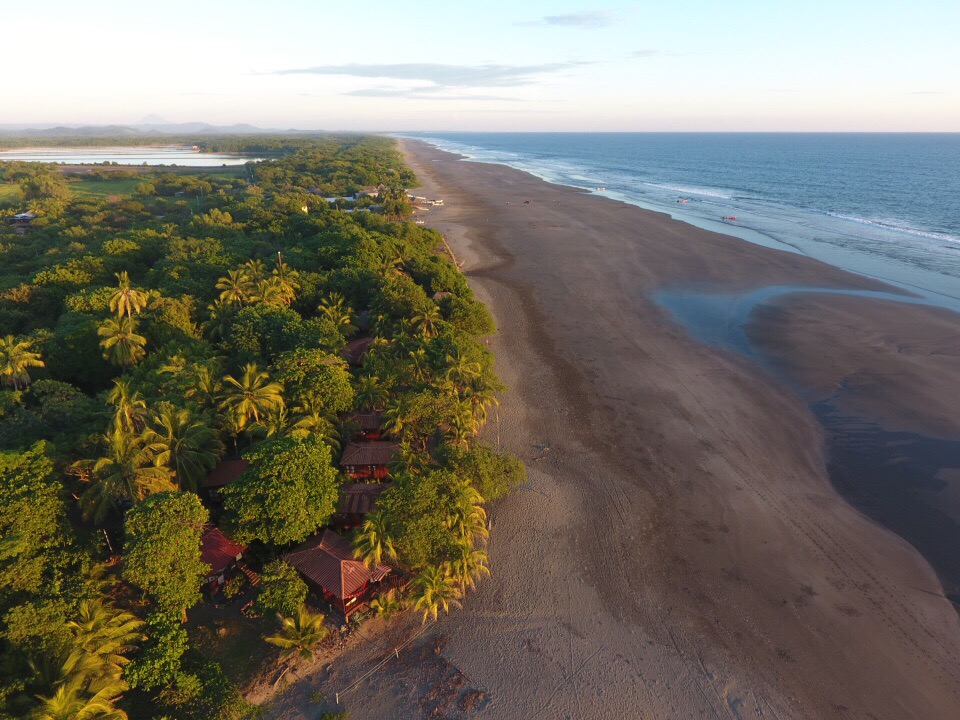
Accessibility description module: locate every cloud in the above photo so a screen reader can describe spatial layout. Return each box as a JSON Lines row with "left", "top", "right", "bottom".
{"left": 632, "top": 50, "right": 658, "bottom": 58}
{"left": 345, "top": 86, "right": 519, "bottom": 102}
{"left": 518, "top": 11, "right": 615, "bottom": 29}
{"left": 274, "top": 62, "right": 585, "bottom": 88}
{"left": 907, "top": 90, "right": 939, "bottom": 95}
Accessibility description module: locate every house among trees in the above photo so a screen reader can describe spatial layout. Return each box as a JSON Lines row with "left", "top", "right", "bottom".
{"left": 203, "top": 459, "right": 249, "bottom": 500}
{"left": 339, "top": 441, "right": 399, "bottom": 479}
{"left": 333, "top": 482, "right": 391, "bottom": 529}
{"left": 342, "top": 336, "right": 374, "bottom": 366}
{"left": 9, "top": 212, "right": 38, "bottom": 225}
{"left": 284, "top": 529, "right": 391, "bottom": 618}
{"left": 200, "top": 526, "right": 247, "bottom": 594}
{"left": 344, "top": 410, "right": 386, "bottom": 441}
{"left": 354, "top": 185, "right": 380, "bottom": 199}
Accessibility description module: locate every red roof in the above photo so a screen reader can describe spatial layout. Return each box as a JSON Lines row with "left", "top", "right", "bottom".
{"left": 338, "top": 482, "right": 391, "bottom": 515}
{"left": 205, "top": 459, "right": 249, "bottom": 489}
{"left": 344, "top": 410, "right": 385, "bottom": 432}
{"left": 200, "top": 527, "right": 246, "bottom": 575}
{"left": 340, "top": 441, "right": 399, "bottom": 469}
{"left": 285, "top": 529, "right": 390, "bottom": 599}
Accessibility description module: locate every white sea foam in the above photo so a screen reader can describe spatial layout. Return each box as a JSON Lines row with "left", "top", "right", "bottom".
{"left": 643, "top": 183, "right": 734, "bottom": 200}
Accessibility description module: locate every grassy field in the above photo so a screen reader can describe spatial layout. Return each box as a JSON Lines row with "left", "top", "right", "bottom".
{"left": 0, "top": 184, "right": 21, "bottom": 202}
{"left": 69, "top": 177, "right": 142, "bottom": 198}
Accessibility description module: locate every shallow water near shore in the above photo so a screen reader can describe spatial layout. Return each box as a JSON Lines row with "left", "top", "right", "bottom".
{"left": 656, "top": 284, "right": 960, "bottom": 603}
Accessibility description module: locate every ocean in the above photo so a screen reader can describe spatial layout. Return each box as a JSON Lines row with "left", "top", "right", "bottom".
{"left": 405, "top": 132, "right": 960, "bottom": 309}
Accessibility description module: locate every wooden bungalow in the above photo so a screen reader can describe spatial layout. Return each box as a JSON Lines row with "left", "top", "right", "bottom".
{"left": 203, "top": 459, "right": 249, "bottom": 501}
{"left": 339, "top": 441, "right": 399, "bottom": 480}
{"left": 200, "top": 526, "right": 246, "bottom": 594}
{"left": 342, "top": 336, "right": 374, "bottom": 367}
{"left": 284, "top": 529, "right": 391, "bottom": 618}
{"left": 343, "top": 410, "right": 386, "bottom": 441}
{"left": 333, "top": 482, "right": 392, "bottom": 529}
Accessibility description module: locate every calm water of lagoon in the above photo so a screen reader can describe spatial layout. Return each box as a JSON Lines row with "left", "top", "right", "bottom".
{"left": 0, "top": 146, "right": 261, "bottom": 166}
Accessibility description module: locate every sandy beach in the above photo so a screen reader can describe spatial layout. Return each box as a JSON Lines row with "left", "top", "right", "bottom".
{"left": 268, "top": 140, "right": 960, "bottom": 719}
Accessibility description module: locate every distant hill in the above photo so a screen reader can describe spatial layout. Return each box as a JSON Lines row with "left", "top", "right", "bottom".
{"left": 0, "top": 122, "right": 316, "bottom": 137}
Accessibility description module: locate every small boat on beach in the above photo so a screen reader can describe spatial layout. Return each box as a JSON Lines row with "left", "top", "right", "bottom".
{"left": 721, "top": 215, "right": 738, "bottom": 221}
{"left": 595, "top": 187, "right": 606, "bottom": 191}
{"left": 677, "top": 198, "right": 690, "bottom": 203}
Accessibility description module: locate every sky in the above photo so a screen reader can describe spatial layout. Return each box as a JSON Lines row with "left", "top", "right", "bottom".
{"left": 2, "top": 0, "right": 958, "bottom": 131}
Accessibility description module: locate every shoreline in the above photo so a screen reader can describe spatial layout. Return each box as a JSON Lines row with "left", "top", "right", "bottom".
{"left": 269, "top": 138, "right": 960, "bottom": 719}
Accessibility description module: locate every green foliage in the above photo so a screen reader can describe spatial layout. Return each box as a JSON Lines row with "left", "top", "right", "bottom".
{"left": 123, "top": 492, "right": 209, "bottom": 617}
{"left": 438, "top": 444, "right": 526, "bottom": 501}
{"left": 254, "top": 560, "right": 308, "bottom": 618}
{"left": 125, "top": 612, "right": 190, "bottom": 692}
{"left": 0, "top": 442, "right": 70, "bottom": 602}
{"left": 264, "top": 606, "right": 328, "bottom": 661}
{"left": 374, "top": 471, "right": 459, "bottom": 569}
{"left": 222, "top": 435, "right": 339, "bottom": 546}
{"left": 271, "top": 349, "right": 354, "bottom": 413}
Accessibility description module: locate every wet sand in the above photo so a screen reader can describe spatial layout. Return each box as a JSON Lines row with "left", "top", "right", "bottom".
{"left": 268, "top": 140, "right": 960, "bottom": 719}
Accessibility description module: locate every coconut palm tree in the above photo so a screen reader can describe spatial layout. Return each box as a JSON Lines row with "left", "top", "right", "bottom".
{"left": 317, "top": 293, "right": 356, "bottom": 335}
{"left": 106, "top": 378, "right": 148, "bottom": 433}
{"left": 446, "top": 482, "right": 488, "bottom": 543}
{"left": 98, "top": 317, "right": 147, "bottom": 370}
{"left": 145, "top": 403, "right": 222, "bottom": 491}
{"left": 446, "top": 539, "right": 490, "bottom": 592}
{"left": 74, "top": 428, "right": 175, "bottom": 524}
{"left": 411, "top": 305, "right": 441, "bottom": 339}
{"left": 242, "top": 258, "right": 268, "bottom": 282}
{"left": 108, "top": 271, "right": 149, "bottom": 320}
{"left": 219, "top": 364, "right": 284, "bottom": 433}
{"left": 203, "top": 300, "right": 236, "bottom": 341}
{"left": 444, "top": 351, "right": 481, "bottom": 390}
{"left": 354, "top": 375, "right": 388, "bottom": 412}
{"left": 369, "top": 588, "right": 401, "bottom": 622}
{"left": 65, "top": 600, "right": 144, "bottom": 684}
{"left": 448, "top": 401, "right": 481, "bottom": 449}
{"left": 264, "top": 606, "right": 328, "bottom": 661}
{"left": 215, "top": 269, "right": 253, "bottom": 307}
{"left": 353, "top": 514, "right": 397, "bottom": 569}
{"left": 253, "top": 277, "right": 287, "bottom": 307}
{"left": 0, "top": 334, "right": 45, "bottom": 390}
{"left": 31, "top": 679, "right": 127, "bottom": 720}
{"left": 184, "top": 364, "right": 223, "bottom": 410}
{"left": 272, "top": 259, "right": 301, "bottom": 303}
{"left": 382, "top": 396, "right": 412, "bottom": 442}
{"left": 410, "top": 565, "right": 462, "bottom": 623}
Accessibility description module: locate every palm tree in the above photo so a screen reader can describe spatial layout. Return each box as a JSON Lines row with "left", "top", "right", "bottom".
{"left": 220, "top": 364, "right": 285, "bottom": 433}
{"left": 98, "top": 317, "right": 147, "bottom": 370}
{"left": 184, "top": 364, "right": 223, "bottom": 409}
{"left": 242, "top": 258, "right": 268, "bottom": 282}
{"left": 215, "top": 269, "right": 253, "bottom": 307}
{"left": 108, "top": 271, "right": 149, "bottom": 319}
{"left": 287, "top": 394, "right": 340, "bottom": 448}
{"left": 145, "top": 403, "right": 222, "bottom": 491}
{"left": 410, "top": 565, "right": 462, "bottom": 623}
{"left": 106, "top": 378, "right": 148, "bottom": 433}
{"left": 382, "top": 396, "right": 412, "bottom": 442}
{"left": 446, "top": 539, "right": 490, "bottom": 592}
{"left": 411, "top": 305, "right": 441, "bottom": 339}
{"left": 448, "top": 401, "right": 481, "bottom": 449}
{"left": 31, "top": 679, "right": 127, "bottom": 720}
{"left": 354, "top": 375, "right": 388, "bottom": 412}
{"left": 203, "top": 300, "right": 236, "bottom": 341}
{"left": 444, "top": 351, "right": 481, "bottom": 390}
{"left": 370, "top": 588, "right": 401, "bottom": 622}
{"left": 264, "top": 606, "right": 328, "bottom": 661}
{"left": 353, "top": 514, "right": 397, "bottom": 569}
{"left": 74, "top": 428, "right": 175, "bottom": 524}
{"left": 447, "top": 482, "right": 488, "bottom": 543}
{"left": 253, "top": 277, "right": 286, "bottom": 307}
{"left": 0, "top": 334, "right": 45, "bottom": 390}
{"left": 317, "top": 293, "right": 356, "bottom": 335}
{"left": 65, "top": 600, "right": 144, "bottom": 684}
{"left": 272, "top": 259, "right": 301, "bottom": 303}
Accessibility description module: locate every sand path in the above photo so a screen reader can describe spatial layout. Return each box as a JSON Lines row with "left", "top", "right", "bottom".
{"left": 267, "top": 140, "right": 960, "bottom": 719}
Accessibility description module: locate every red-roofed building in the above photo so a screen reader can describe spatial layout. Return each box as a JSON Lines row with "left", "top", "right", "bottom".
{"left": 284, "top": 529, "right": 391, "bottom": 618}
{"left": 200, "top": 526, "right": 247, "bottom": 593}
{"left": 343, "top": 410, "right": 386, "bottom": 441}
{"left": 333, "top": 482, "right": 392, "bottom": 529}
{"left": 342, "top": 336, "right": 374, "bottom": 366}
{"left": 339, "top": 441, "right": 399, "bottom": 479}
{"left": 203, "top": 459, "right": 249, "bottom": 500}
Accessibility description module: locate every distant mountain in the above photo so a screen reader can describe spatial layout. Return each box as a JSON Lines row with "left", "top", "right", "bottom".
{"left": 0, "top": 122, "right": 317, "bottom": 137}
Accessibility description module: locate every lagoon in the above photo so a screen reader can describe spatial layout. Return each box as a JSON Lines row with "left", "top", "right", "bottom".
{"left": 0, "top": 146, "right": 261, "bottom": 166}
